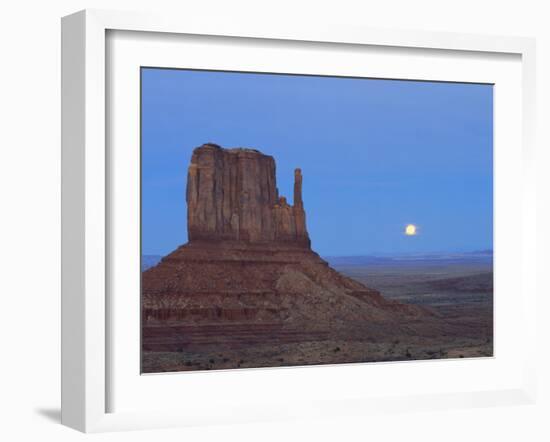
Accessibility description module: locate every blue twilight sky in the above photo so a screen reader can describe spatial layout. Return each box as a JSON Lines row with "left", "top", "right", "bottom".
{"left": 141, "top": 68, "right": 493, "bottom": 257}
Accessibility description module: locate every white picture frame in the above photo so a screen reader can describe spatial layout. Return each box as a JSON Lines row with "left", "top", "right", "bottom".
{"left": 61, "top": 9, "right": 538, "bottom": 433}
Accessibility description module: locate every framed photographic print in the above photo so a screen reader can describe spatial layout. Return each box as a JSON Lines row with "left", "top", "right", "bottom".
{"left": 61, "top": 9, "right": 538, "bottom": 432}
{"left": 140, "top": 70, "right": 494, "bottom": 373}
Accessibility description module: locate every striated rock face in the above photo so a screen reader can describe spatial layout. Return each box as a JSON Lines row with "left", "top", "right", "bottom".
{"left": 142, "top": 143, "right": 442, "bottom": 371}
{"left": 186, "top": 143, "right": 309, "bottom": 247}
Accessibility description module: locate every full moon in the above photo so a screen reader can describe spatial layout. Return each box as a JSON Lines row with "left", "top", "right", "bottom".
{"left": 405, "top": 224, "right": 417, "bottom": 236}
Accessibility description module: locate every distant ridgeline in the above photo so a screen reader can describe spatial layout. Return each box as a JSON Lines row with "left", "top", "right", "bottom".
{"left": 142, "top": 250, "right": 494, "bottom": 272}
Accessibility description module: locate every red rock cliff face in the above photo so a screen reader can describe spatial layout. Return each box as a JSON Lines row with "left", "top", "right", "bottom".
{"left": 186, "top": 143, "right": 309, "bottom": 247}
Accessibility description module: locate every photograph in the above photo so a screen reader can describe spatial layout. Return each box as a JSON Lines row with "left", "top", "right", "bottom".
{"left": 2, "top": 1, "right": 544, "bottom": 439}
{"left": 140, "top": 68, "right": 494, "bottom": 373}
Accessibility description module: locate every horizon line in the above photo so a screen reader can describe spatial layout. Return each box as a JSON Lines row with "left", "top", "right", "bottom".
{"left": 142, "top": 249, "right": 494, "bottom": 258}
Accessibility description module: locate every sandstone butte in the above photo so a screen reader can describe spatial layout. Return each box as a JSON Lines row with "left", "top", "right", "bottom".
{"left": 142, "top": 143, "right": 445, "bottom": 356}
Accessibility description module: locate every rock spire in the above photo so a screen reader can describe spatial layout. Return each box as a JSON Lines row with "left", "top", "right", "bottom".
{"left": 186, "top": 143, "right": 310, "bottom": 247}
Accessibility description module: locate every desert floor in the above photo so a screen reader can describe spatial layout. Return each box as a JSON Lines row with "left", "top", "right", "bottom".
{"left": 142, "top": 260, "right": 493, "bottom": 373}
